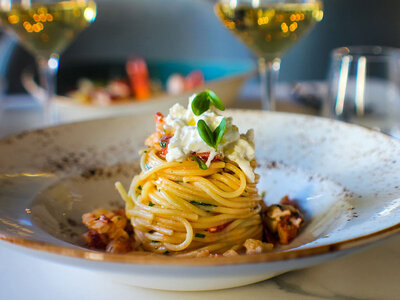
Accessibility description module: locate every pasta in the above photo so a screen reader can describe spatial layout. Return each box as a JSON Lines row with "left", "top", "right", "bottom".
{"left": 115, "top": 149, "right": 263, "bottom": 256}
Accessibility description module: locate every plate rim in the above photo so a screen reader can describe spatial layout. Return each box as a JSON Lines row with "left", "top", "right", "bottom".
{"left": 0, "top": 222, "right": 398, "bottom": 266}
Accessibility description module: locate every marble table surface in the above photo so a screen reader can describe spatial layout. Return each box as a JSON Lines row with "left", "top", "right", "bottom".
{"left": 0, "top": 95, "right": 399, "bottom": 300}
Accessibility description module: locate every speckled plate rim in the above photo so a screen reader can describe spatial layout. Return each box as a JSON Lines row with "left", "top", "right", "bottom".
{"left": 0, "top": 222, "right": 399, "bottom": 266}
{"left": 0, "top": 111, "right": 400, "bottom": 266}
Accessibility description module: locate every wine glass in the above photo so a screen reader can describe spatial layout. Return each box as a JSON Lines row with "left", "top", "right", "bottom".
{"left": 215, "top": 0, "right": 323, "bottom": 110}
{"left": 0, "top": 0, "right": 96, "bottom": 124}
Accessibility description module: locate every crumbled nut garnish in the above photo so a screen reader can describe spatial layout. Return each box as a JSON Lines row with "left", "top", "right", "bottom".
{"left": 82, "top": 208, "right": 133, "bottom": 253}
{"left": 243, "top": 239, "right": 273, "bottom": 255}
{"left": 223, "top": 249, "right": 239, "bottom": 257}
{"left": 196, "top": 249, "right": 211, "bottom": 257}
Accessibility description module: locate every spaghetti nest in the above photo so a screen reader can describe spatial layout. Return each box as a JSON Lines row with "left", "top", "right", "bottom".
{"left": 116, "top": 148, "right": 263, "bottom": 257}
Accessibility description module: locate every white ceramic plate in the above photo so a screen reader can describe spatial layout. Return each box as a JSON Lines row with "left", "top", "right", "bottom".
{"left": 0, "top": 111, "right": 399, "bottom": 291}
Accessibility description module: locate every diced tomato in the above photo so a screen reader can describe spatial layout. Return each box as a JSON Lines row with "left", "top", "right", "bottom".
{"left": 98, "top": 214, "right": 111, "bottom": 224}
{"left": 159, "top": 135, "right": 172, "bottom": 156}
{"left": 194, "top": 152, "right": 222, "bottom": 163}
{"left": 208, "top": 221, "right": 232, "bottom": 233}
{"left": 154, "top": 112, "right": 165, "bottom": 133}
{"left": 154, "top": 112, "right": 163, "bottom": 122}
{"left": 160, "top": 135, "right": 172, "bottom": 145}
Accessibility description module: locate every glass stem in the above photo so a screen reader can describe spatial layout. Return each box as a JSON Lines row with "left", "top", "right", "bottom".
{"left": 37, "top": 54, "right": 59, "bottom": 125}
{"left": 258, "top": 57, "right": 281, "bottom": 111}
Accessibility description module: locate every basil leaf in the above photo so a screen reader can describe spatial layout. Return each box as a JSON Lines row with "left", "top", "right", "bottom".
{"left": 195, "top": 233, "right": 206, "bottom": 238}
{"left": 192, "top": 90, "right": 225, "bottom": 116}
{"left": 191, "top": 92, "right": 210, "bottom": 116}
{"left": 197, "top": 120, "right": 215, "bottom": 148}
{"left": 213, "top": 118, "right": 226, "bottom": 149}
{"left": 207, "top": 89, "right": 225, "bottom": 111}
{"left": 192, "top": 155, "right": 208, "bottom": 170}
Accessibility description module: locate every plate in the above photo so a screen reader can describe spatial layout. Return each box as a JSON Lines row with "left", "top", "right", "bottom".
{"left": 0, "top": 111, "right": 399, "bottom": 291}
{"left": 22, "top": 60, "right": 255, "bottom": 123}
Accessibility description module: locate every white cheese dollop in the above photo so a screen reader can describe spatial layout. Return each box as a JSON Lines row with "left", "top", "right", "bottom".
{"left": 164, "top": 95, "right": 256, "bottom": 182}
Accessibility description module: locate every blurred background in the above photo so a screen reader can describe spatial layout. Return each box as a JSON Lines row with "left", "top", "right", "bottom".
{"left": 2, "top": 0, "right": 400, "bottom": 94}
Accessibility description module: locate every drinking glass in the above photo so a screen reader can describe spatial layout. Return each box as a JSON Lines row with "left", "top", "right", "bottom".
{"left": 325, "top": 46, "right": 400, "bottom": 138}
{"left": 0, "top": 0, "right": 96, "bottom": 125}
{"left": 214, "top": 0, "right": 323, "bottom": 110}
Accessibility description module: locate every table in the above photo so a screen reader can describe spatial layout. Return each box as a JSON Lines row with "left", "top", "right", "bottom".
{"left": 0, "top": 95, "right": 399, "bottom": 300}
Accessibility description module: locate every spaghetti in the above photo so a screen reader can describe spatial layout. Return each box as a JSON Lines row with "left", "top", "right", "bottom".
{"left": 115, "top": 149, "right": 263, "bottom": 256}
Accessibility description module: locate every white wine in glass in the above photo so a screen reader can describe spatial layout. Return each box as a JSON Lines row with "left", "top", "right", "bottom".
{"left": 0, "top": 0, "right": 97, "bottom": 124}
{"left": 215, "top": 0, "right": 323, "bottom": 110}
